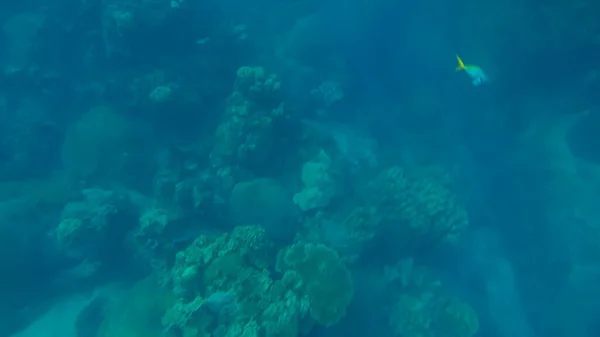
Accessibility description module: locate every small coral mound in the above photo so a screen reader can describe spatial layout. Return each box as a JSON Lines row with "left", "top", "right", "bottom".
{"left": 276, "top": 242, "right": 354, "bottom": 326}
{"left": 54, "top": 189, "right": 136, "bottom": 259}
{"left": 386, "top": 259, "right": 479, "bottom": 337}
{"left": 389, "top": 293, "right": 479, "bottom": 337}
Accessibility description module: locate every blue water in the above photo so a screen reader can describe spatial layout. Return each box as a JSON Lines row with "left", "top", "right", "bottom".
{"left": 1, "top": 0, "right": 599, "bottom": 337}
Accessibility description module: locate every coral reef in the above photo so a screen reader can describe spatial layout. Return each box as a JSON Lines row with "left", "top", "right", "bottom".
{"left": 3, "top": 0, "right": 598, "bottom": 335}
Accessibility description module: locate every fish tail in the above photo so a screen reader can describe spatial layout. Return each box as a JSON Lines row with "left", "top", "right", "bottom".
{"left": 455, "top": 55, "right": 465, "bottom": 71}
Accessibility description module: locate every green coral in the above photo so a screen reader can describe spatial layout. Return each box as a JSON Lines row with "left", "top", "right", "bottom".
{"left": 276, "top": 242, "right": 354, "bottom": 326}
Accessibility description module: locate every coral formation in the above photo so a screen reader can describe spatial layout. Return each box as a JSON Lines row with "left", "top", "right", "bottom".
{"left": 276, "top": 242, "right": 354, "bottom": 326}
{"left": 363, "top": 166, "right": 469, "bottom": 250}
{"left": 386, "top": 259, "right": 479, "bottom": 337}
{"left": 211, "top": 66, "right": 288, "bottom": 169}
{"left": 54, "top": 189, "right": 137, "bottom": 259}
{"left": 167, "top": 226, "right": 354, "bottom": 336}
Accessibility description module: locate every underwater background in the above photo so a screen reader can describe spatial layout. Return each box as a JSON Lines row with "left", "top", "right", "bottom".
{"left": 1, "top": 0, "right": 600, "bottom": 336}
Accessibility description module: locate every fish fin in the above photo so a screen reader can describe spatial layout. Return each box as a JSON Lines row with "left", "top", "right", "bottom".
{"left": 455, "top": 55, "right": 465, "bottom": 71}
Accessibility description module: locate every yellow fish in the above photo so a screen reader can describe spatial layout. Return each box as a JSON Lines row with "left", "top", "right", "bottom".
{"left": 455, "top": 55, "right": 488, "bottom": 86}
